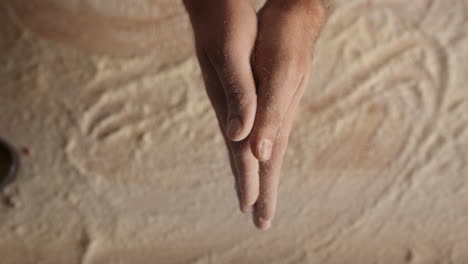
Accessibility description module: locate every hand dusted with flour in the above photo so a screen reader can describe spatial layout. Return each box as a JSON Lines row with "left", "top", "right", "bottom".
{"left": 0, "top": 0, "right": 467, "bottom": 262}
{"left": 184, "top": 0, "right": 327, "bottom": 229}
{"left": 183, "top": 0, "right": 261, "bottom": 217}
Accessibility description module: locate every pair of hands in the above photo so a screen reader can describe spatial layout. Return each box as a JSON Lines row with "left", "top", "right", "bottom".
{"left": 183, "top": 0, "right": 327, "bottom": 230}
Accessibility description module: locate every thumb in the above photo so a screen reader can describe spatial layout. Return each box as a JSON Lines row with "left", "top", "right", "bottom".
{"left": 212, "top": 53, "right": 257, "bottom": 141}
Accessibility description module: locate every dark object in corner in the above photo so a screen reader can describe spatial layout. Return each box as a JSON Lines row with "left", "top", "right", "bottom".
{"left": 0, "top": 139, "right": 18, "bottom": 190}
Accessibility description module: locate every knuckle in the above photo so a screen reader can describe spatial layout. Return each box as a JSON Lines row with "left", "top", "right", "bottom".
{"left": 227, "top": 89, "right": 255, "bottom": 110}
{"left": 277, "top": 135, "right": 290, "bottom": 155}
{"left": 227, "top": 89, "right": 244, "bottom": 104}
{"left": 276, "top": 128, "right": 289, "bottom": 142}
{"left": 265, "top": 109, "right": 283, "bottom": 129}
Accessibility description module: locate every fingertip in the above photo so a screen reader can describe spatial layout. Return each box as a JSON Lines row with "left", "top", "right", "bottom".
{"left": 240, "top": 193, "right": 258, "bottom": 214}
{"left": 240, "top": 204, "right": 253, "bottom": 214}
{"left": 237, "top": 185, "right": 249, "bottom": 214}
{"left": 253, "top": 204, "right": 273, "bottom": 230}
{"left": 254, "top": 216, "right": 271, "bottom": 230}
{"left": 226, "top": 117, "right": 246, "bottom": 141}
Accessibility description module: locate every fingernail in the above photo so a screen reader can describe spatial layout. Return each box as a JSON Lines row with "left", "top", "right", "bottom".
{"left": 259, "top": 139, "right": 273, "bottom": 161}
{"left": 226, "top": 117, "right": 242, "bottom": 140}
{"left": 256, "top": 217, "right": 271, "bottom": 230}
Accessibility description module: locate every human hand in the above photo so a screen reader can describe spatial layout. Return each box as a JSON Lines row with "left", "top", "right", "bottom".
{"left": 249, "top": 0, "right": 327, "bottom": 229}
{"left": 183, "top": 0, "right": 261, "bottom": 213}
{"left": 184, "top": 0, "right": 327, "bottom": 230}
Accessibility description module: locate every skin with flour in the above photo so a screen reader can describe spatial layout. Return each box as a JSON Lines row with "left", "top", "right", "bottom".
{"left": 183, "top": 0, "right": 327, "bottom": 230}
{"left": 2, "top": 0, "right": 467, "bottom": 261}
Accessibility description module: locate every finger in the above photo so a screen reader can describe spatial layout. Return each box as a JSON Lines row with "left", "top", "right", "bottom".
{"left": 210, "top": 49, "right": 257, "bottom": 142}
{"left": 214, "top": 101, "right": 244, "bottom": 209}
{"left": 253, "top": 77, "right": 307, "bottom": 230}
{"left": 196, "top": 49, "right": 241, "bottom": 201}
{"left": 223, "top": 135, "right": 241, "bottom": 202}
{"left": 250, "top": 52, "right": 305, "bottom": 162}
{"left": 201, "top": 1, "right": 258, "bottom": 142}
{"left": 230, "top": 139, "right": 259, "bottom": 212}
{"left": 197, "top": 49, "right": 259, "bottom": 212}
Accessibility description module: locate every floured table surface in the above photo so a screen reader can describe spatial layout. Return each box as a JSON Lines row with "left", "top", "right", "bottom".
{"left": 0, "top": 0, "right": 467, "bottom": 263}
